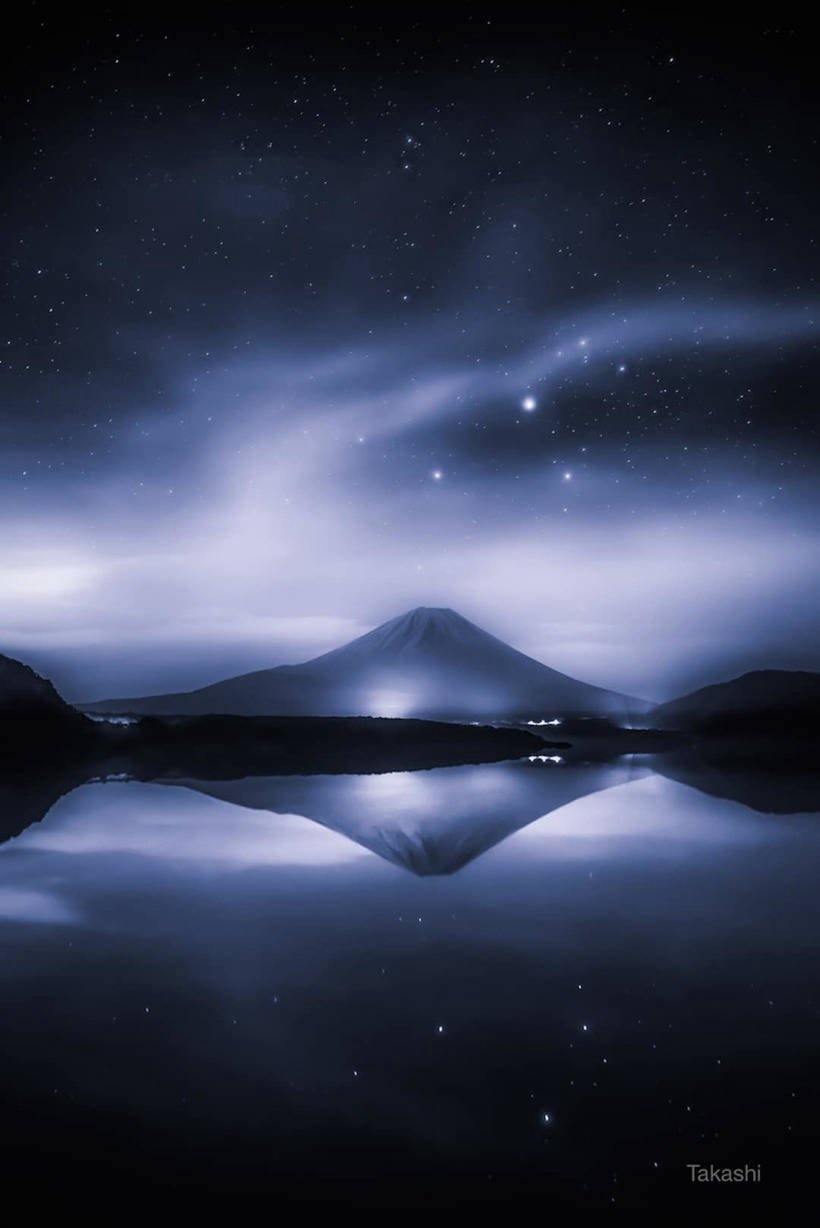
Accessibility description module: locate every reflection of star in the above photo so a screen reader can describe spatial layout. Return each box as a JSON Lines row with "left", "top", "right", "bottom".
{"left": 522, "top": 396, "right": 537, "bottom": 412}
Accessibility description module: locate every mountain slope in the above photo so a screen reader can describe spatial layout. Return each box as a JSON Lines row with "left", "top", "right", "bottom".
{"left": 1, "top": 653, "right": 82, "bottom": 723}
{"left": 652, "top": 669, "right": 820, "bottom": 732}
{"left": 1, "top": 652, "right": 93, "bottom": 761}
{"left": 84, "top": 606, "right": 647, "bottom": 720}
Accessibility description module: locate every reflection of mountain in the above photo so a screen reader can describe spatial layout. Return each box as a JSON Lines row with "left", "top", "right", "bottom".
{"left": 177, "top": 759, "right": 649, "bottom": 875}
{"left": 84, "top": 607, "right": 648, "bottom": 720}
{"left": 653, "top": 750, "right": 820, "bottom": 814}
{"left": 0, "top": 769, "right": 87, "bottom": 843}
{"left": 1, "top": 745, "right": 818, "bottom": 876}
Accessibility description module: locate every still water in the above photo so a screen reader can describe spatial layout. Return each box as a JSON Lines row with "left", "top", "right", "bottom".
{"left": 0, "top": 758, "right": 817, "bottom": 1209}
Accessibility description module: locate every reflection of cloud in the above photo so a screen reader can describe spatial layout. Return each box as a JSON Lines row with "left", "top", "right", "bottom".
{"left": 0, "top": 887, "right": 76, "bottom": 925}
{"left": 16, "top": 782, "right": 371, "bottom": 869}
{"left": 506, "top": 775, "right": 773, "bottom": 859}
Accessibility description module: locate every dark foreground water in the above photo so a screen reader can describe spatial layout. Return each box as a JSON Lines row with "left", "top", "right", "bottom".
{"left": 0, "top": 757, "right": 818, "bottom": 1210}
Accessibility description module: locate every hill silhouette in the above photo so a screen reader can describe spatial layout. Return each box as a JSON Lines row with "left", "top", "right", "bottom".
{"left": 0, "top": 652, "right": 95, "bottom": 764}
{"left": 653, "top": 669, "right": 820, "bottom": 733}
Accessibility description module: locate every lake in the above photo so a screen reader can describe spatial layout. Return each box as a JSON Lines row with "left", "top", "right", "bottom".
{"left": 0, "top": 756, "right": 817, "bottom": 1210}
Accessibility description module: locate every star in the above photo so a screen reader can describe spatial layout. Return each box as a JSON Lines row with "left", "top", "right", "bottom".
{"left": 522, "top": 396, "right": 537, "bottom": 412}
{"left": 431, "top": 469, "right": 443, "bottom": 481}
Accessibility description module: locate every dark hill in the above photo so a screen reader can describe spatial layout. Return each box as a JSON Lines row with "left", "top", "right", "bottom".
{"left": 652, "top": 669, "right": 820, "bottom": 733}
{"left": 0, "top": 653, "right": 77, "bottom": 721}
{"left": 0, "top": 653, "right": 94, "bottom": 763}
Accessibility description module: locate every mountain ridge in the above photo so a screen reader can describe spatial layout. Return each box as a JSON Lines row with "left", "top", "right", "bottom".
{"left": 1, "top": 652, "right": 86, "bottom": 724}
{"left": 652, "top": 668, "right": 820, "bottom": 731}
{"left": 84, "top": 606, "right": 649, "bottom": 720}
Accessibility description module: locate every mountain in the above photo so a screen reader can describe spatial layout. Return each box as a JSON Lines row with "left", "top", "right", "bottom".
{"left": 84, "top": 606, "right": 648, "bottom": 720}
{"left": 1, "top": 653, "right": 83, "bottom": 724}
{"left": 0, "top": 652, "right": 93, "bottom": 761}
{"left": 652, "top": 669, "right": 820, "bottom": 733}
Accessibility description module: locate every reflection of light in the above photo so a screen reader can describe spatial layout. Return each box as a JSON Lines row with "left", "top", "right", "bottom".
{"left": 0, "top": 887, "right": 76, "bottom": 925}
{"left": 350, "top": 770, "right": 443, "bottom": 816}
{"left": 526, "top": 718, "right": 562, "bottom": 726}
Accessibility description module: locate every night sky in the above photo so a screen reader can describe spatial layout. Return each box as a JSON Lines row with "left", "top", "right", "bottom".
{"left": 1, "top": 7, "right": 818, "bottom": 702}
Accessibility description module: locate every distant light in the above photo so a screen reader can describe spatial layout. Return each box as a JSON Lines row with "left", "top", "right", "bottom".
{"left": 542, "top": 1112, "right": 552, "bottom": 1125}
{"left": 563, "top": 472, "right": 572, "bottom": 481}
{"left": 617, "top": 364, "right": 627, "bottom": 373}
{"left": 578, "top": 337, "right": 589, "bottom": 347}
{"left": 431, "top": 469, "right": 443, "bottom": 481}
{"left": 521, "top": 396, "right": 537, "bottom": 412}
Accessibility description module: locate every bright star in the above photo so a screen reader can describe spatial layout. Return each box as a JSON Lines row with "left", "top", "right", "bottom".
{"left": 431, "top": 470, "right": 443, "bottom": 481}
{"left": 522, "top": 396, "right": 537, "bottom": 412}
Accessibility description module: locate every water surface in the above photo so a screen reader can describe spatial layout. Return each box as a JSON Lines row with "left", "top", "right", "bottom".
{"left": 0, "top": 757, "right": 817, "bottom": 1209}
